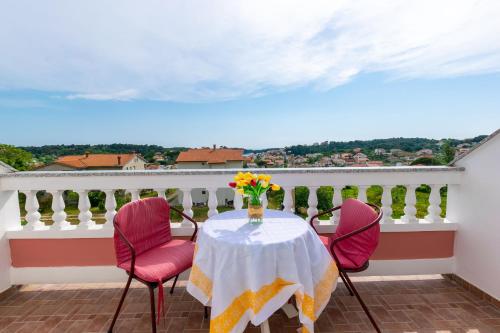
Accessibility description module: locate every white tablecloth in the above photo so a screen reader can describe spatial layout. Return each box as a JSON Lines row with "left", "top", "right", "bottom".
{"left": 187, "top": 210, "right": 338, "bottom": 333}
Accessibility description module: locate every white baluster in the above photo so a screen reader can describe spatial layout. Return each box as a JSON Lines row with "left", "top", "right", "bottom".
{"left": 104, "top": 190, "right": 117, "bottom": 228}
{"left": 22, "top": 190, "right": 46, "bottom": 230}
{"left": 207, "top": 188, "right": 219, "bottom": 218}
{"left": 330, "top": 186, "right": 343, "bottom": 224}
{"left": 307, "top": 186, "right": 319, "bottom": 225}
{"left": 358, "top": 185, "right": 368, "bottom": 203}
{"left": 129, "top": 189, "right": 140, "bottom": 201}
{"left": 155, "top": 188, "right": 166, "bottom": 200}
{"left": 233, "top": 190, "right": 243, "bottom": 210}
{"left": 261, "top": 192, "right": 268, "bottom": 209}
{"left": 381, "top": 186, "right": 394, "bottom": 224}
{"left": 181, "top": 188, "right": 194, "bottom": 227}
{"left": 282, "top": 186, "right": 294, "bottom": 213}
{"left": 401, "top": 185, "right": 418, "bottom": 224}
{"left": 426, "top": 184, "right": 443, "bottom": 223}
{"left": 77, "top": 190, "right": 95, "bottom": 229}
{"left": 50, "top": 190, "right": 71, "bottom": 230}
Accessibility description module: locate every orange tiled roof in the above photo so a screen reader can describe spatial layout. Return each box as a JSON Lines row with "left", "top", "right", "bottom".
{"left": 55, "top": 153, "right": 136, "bottom": 169}
{"left": 176, "top": 148, "right": 245, "bottom": 164}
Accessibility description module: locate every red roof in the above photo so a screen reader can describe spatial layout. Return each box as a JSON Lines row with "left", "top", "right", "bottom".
{"left": 54, "top": 153, "right": 137, "bottom": 169}
{"left": 176, "top": 148, "right": 245, "bottom": 164}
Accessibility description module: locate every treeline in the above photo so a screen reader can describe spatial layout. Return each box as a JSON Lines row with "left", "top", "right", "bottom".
{"left": 21, "top": 144, "right": 187, "bottom": 164}
{"left": 285, "top": 136, "right": 486, "bottom": 156}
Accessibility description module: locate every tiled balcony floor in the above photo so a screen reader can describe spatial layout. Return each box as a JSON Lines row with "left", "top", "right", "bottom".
{"left": 0, "top": 276, "right": 499, "bottom": 333}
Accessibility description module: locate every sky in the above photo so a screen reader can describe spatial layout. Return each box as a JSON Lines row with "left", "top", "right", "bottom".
{"left": 1, "top": 0, "right": 499, "bottom": 149}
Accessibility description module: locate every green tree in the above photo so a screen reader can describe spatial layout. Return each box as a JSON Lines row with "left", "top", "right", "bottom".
{"left": 439, "top": 142, "right": 456, "bottom": 164}
{"left": 0, "top": 144, "right": 33, "bottom": 170}
{"left": 410, "top": 157, "right": 443, "bottom": 166}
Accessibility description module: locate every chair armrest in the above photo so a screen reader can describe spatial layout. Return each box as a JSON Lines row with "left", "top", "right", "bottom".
{"left": 171, "top": 206, "right": 199, "bottom": 241}
{"left": 113, "top": 218, "right": 136, "bottom": 276}
{"left": 309, "top": 205, "right": 342, "bottom": 233}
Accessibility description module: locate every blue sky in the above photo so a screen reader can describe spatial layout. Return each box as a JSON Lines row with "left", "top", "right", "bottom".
{"left": 1, "top": 73, "right": 498, "bottom": 149}
{"left": 0, "top": 1, "right": 499, "bottom": 148}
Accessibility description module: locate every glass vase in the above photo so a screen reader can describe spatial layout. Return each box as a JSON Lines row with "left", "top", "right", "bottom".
{"left": 248, "top": 198, "right": 264, "bottom": 224}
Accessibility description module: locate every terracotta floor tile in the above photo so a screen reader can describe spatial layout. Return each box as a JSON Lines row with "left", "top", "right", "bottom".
{"left": 0, "top": 277, "right": 498, "bottom": 333}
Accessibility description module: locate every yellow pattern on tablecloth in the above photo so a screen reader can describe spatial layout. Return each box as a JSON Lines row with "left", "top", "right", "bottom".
{"left": 295, "top": 261, "right": 338, "bottom": 321}
{"left": 189, "top": 263, "right": 213, "bottom": 298}
{"left": 210, "top": 277, "right": 294, "bottom": 333}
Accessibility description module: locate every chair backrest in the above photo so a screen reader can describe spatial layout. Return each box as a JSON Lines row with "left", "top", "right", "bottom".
{"left": 335, "top": 198, "right": 380, "bottom": 268}
{"left": 113, "top": 197, "right": 172, "bottom": 265}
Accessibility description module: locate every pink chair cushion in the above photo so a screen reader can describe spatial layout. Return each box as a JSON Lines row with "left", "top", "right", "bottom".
{"left": 319, "top": 234, "right": 360, "bottom": 270}
{"left": 330, "top": 199, "right": 380, "bottom": 269}
{"left": 319, "top": 235, "right": 330, "bottom": 247}
{"left": 118, "top": 239, "right": 195, "bottom": 283}
{"left": 114, "top": 197, "right": 172, "bottom": 265}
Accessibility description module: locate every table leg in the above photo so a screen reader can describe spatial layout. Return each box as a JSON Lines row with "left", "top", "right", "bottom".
{"left": 260, "top": 320, "right": 270, "bottom": 333}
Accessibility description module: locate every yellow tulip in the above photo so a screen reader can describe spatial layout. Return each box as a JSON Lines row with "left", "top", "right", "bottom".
{"left": 258, "top": 174, "right": 266, "bottom": 180}
{"left": 264, "top": 175, "right": 272, "bottom": 183}
{"left": 261, "top": 181, "right": 269, "bottom": 188}
{"left": 271, "top": 184, "right": 281, "bottom": 191}
{"left": 237, "top": 180, "right": 248, "bottom": 187}
{"left": 237, "top": 188, "right": 244, "bottom": 195}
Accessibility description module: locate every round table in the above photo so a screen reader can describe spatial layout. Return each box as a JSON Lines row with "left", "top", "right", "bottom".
{"left": 187, "top": 209, "right": 338, "bottom": 333}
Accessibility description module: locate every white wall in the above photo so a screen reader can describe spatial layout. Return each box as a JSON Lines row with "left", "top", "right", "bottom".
{"left": 0, "top": 190, "right": 20, "bottom": 292}
{"left": 123, "top": 156, "right": 146, "bottom": 170}
{"left": 448, "top": 132, "right": 500, "bottom": 300}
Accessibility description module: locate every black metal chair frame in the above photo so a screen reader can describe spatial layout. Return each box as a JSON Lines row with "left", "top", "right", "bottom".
{"left": 108, "top": 205, "right": 201, "bottom": 333}
{"left": 310, "top": 202, "right": 383, "bottom": 333}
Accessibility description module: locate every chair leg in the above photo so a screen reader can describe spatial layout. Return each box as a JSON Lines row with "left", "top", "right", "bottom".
{"left": 339, "top": 271, "right": 354, "bottom": 296}
{"left": 108, "top": 274, "right": 132, "bottom": 332}
{"left": 170, "top": 274, "right": 179, "bottom": 294}
{"left": 204, "top": 306, "right": 209, "bottom": 319}
{"left": 342, "top": 272, "right": 381, "bottom": 333}
{"left": 148, "top": 285, "right": 157, "bottom": 333}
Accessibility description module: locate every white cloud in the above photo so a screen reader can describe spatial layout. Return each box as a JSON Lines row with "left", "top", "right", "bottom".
{"left": 66, "top": 89, "right": 139, "bottom": 101}
{"left": 0, "top": 0, "right": 499, "bottom": 102}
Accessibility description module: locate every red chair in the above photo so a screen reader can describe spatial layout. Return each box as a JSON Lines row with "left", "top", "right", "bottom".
{"left": 310, "top": 198, "right": 383, "bottom": 333}
{"left": 108, "top": 197, "right": 198, "bottom": 333}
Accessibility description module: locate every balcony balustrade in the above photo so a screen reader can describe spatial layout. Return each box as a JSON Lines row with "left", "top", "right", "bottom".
{"left": 0, "top": 166, "right": 461, "bottom": 237}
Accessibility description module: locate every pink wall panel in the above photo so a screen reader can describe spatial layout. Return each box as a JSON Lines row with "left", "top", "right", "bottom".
{"left": 9, "top": 232, "right": 454, "bottom": 267}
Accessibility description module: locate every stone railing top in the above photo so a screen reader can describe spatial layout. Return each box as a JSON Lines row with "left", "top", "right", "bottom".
{"left": 0, "top": 166, "right": 464, "bottom": 178}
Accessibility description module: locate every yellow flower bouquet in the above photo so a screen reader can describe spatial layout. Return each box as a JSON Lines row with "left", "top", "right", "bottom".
{"left": 229, "top": 172, "right": 280, "bottom": 223}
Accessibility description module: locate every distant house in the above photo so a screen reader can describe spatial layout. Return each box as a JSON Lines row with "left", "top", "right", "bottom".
{"left": 455, "top": 147, "right": 470, "bottom": 157}
{"left": 0, "top": 161, "right": 17, "bottom": 173}
{"left": 37, "top": 152, "right": 146, "bottom": 171}
{"left": 416, "top": 149, "right": 433, "bottom": 157}
{"left": 145, "top": 164, "right": 163, "bottom": 170}
{"left": 331, "top": 158, "right": 346, "bottom": 166}
{"left": 374, "top": 148, "right": 386, "bottom": 155}
{"left": 390, "top": 148, "right": 404, "bottom": 155}
{"left": 152, "top": 152, "right": 165, "bottom": 162}
{"left": 353, "top": 152, "right": 369, "bottom": 163}
{"left": 175, "top": 146, "right": 245, "bottom": 169}
{"left": 340, "top": 153, "right": 353, "bottom": 159}
{"left": 175, "top": 146, "right": 245, "bottom": 206}
{"left": 366, "top": 161, "right": 384, "bottom": 167}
